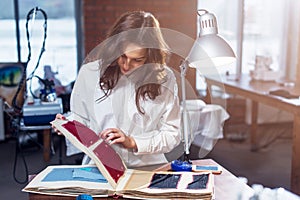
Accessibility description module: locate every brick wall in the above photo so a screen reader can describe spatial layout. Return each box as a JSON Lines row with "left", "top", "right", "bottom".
{"left": 82, "top": 0, "right": 198, "bottom": 92}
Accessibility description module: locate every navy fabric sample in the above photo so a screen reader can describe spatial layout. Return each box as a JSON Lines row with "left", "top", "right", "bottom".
{"left": 148, "top": 173, "right": 181, "bottom": 189}
{"left": 186, "top": 174, "right": 209, "bottom": 189}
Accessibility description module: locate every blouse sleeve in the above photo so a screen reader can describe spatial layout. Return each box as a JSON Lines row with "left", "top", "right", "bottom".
{"left": 69, "top": 66, "right": 91, "bottom": 126}
{"left": 65, "top": 61, "right": 99, "bottom": 156}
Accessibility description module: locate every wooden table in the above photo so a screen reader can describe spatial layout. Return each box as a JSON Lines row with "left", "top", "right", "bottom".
{"left": 205, "top": 74, "right": 300, "bottom": 195}
{"left": 28, "top": 159, "right": 254, "bottom": 200}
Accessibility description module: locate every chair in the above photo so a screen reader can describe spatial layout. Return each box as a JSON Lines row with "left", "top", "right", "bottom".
{"left": 165, "top": 99, "right": 229, "bottom": 161}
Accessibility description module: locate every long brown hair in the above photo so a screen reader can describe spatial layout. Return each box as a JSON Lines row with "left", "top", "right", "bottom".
{"left": 98, "top": 11, "right": 170, "bottom": 114}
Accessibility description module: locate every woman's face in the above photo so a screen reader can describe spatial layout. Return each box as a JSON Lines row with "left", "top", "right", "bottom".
{"left": 117, "top": 43, "right": 147, "bottom": 75}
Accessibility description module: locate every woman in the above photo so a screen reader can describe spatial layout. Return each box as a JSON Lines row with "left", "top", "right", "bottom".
{"left": 55, "top": 11, "right": 181, "bottom": 167}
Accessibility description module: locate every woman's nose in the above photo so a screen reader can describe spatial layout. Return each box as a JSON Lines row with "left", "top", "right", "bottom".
{"left": 122, "top": 58, "right": 132, "bottom": 70}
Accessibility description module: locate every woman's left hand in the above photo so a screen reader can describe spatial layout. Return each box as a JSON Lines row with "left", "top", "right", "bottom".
{"left": 100, "top": 128, "right": 137, "bottom": 150}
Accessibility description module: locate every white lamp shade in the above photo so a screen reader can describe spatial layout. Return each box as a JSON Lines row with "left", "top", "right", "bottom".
{"left": 186, "top": 9, "right": 236, "bottom": 69}
{"left": 187, "top": 34, "right": 236, "bottom": 68}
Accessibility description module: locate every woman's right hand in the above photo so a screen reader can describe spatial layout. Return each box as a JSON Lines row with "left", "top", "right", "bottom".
{"left": 52, "top": 113, "right": 66, "bottom": 135}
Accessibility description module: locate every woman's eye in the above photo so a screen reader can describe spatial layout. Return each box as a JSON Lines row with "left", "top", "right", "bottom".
{"left": 134, "top": 58, "right": 145, "bottom": 62}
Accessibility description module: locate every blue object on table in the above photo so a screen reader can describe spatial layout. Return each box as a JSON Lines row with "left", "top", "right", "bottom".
{"left": 76, "top": 194, "right": 93, "bottom": 200}
{"left": 171, "top": 160, "right": 192, "bottom": 171}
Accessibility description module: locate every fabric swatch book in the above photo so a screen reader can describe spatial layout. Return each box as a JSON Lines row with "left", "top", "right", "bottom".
{"left": 22, "top": 119, "right": 214, "bottom": 199}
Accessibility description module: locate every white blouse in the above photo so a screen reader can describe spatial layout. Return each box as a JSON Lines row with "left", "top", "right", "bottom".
{"left": 66, "top": 60, "right": 181, "bottom": 167}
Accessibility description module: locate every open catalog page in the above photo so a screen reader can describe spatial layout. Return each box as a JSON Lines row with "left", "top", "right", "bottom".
{"left": 23, "top": 119, "right": 214, "bottom": 199}
{"left": 23, "top": 165, "right": 214, "bottom": 199}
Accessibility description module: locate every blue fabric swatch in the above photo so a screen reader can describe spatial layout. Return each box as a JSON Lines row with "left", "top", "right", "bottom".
{"left": 42, "top": 167, "right": 107, "bottom": 183}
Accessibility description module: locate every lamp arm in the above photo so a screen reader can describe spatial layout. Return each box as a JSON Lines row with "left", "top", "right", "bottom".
{"left": 180, "top": 60, "right": 190, "bottom": 160}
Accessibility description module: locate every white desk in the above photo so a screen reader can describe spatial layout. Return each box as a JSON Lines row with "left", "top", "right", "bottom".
{"left": 20, "top": 98, "right": 63, "bottom": 162}
{"left": 20, "top": 120, "right": 52, "bottom": 162}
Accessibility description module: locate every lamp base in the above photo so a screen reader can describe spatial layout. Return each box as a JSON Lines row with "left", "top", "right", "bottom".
{"left": 171, "top": 160, "right": 192, "bottom": 172}
{"left": 170, "top": 153, "right": 192, "bottom": 171}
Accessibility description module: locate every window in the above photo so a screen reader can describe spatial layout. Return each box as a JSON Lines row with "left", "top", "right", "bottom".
{"left": 0, "top": 0, "right": 18, "bottom": 61}
{"left": 197, "top": 0, "right": 299, "bottom": 89}
{"left": 0, "top": 0, "right": 79, "bottom": 95}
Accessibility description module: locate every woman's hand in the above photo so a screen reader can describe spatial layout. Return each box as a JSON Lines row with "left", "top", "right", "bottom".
{"left": 52, "top": 113, "right": 66, "bottom": 135}
{"left": 100, "top": 128, "right": 137, "bottom": 150}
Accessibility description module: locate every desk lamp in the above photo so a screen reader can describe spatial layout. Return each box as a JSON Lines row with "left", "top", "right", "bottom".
{"left": 172, "top": 9, "right": 236, "bottom": 171}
